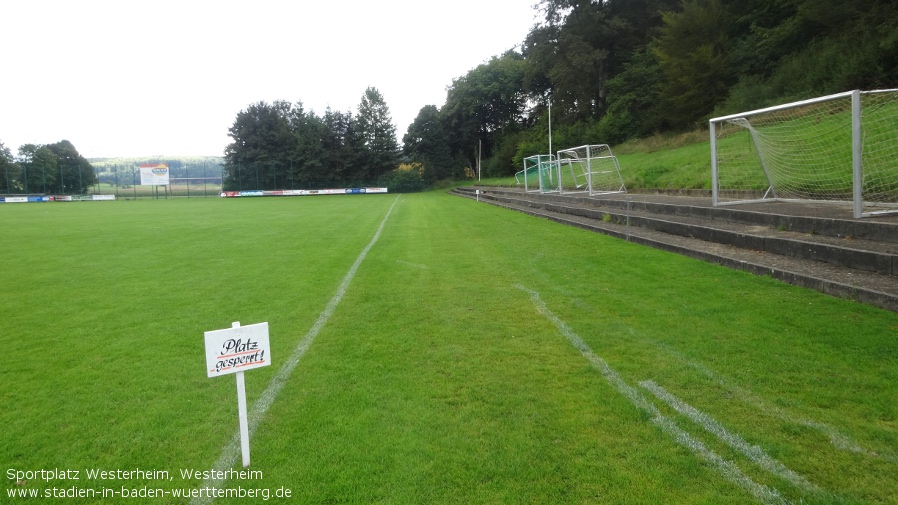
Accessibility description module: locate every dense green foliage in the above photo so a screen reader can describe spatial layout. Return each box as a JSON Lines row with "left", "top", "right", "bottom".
{"left": 377, "top": 163, "right": 428, "bottom": 193}
{"left": 0, "top": 141, "right": 17, "bottom": 193}
{"left": 0, "top": 139, "right": 96, "bottom": 195}
{"left": 403, "top": 105, "right": 465, "bottom": 183}
{"left": 223, "top": 88, "right": 399, "bottom": 190}
{"left": 466, "top": 0, "right": 898, "bottom": 176}
{"left": 348, "top": 0, "right": 897, "bottom": 184}
{"left": 433, "top": 0, "right": 898, "bottom": 178}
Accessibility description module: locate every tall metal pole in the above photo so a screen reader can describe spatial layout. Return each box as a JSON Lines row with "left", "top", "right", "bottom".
{"left": 478, "top": 140, "right": 481, "bottom": 181}
{"left": 710, "top": 121, "right": 719, "bottom": 206}
{"left": 549, "top": 97, "right": 552, "bottom": 161}
{"left": 851, "top": 89, "right": 863, "bottom": 218}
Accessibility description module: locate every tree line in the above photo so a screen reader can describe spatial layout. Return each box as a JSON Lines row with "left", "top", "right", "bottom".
{"left": 448, "top": 0, "right": 898, "bottom": 177}
{"left": 6, "top": 0, "right": 893, "bottom": 194}
{"left": 0, "top": 140, "right": 96, "bottom": 195}
{"left": 227, "top": 0, "right": 898, "bottom": 189}
{"left": 223, "top": 87, "right": 422, "bottom": 191}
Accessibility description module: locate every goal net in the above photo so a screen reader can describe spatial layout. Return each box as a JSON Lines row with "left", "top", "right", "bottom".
{"left": 710, "top": 89, "right": 898, "bottom": 218}
{"left": 556, "top": 144, "right": 626, "bottom": 196}
{"left": 516, "top": 154, "right": 556, "bottom": 193}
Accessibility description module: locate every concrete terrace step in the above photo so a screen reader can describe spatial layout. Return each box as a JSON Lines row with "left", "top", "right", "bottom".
{"left": 469, "top": 188, "right": 898, "bottom": 276}
{"left": 451, "top": 186, "right": 898, "bottom": 313}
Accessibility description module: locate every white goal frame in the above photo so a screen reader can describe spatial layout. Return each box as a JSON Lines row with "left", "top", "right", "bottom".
{"left": 710, "top": 89, "right": 898, "bottom": 218}
{"left": 556, "top": 144, "right": 626, "bottom": 196}
{"left": 516, "top": 154, "right": 556, "bottom": 193}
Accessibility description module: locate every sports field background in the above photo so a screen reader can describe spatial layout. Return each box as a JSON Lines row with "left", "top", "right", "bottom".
{"left": 1, "top": 192, "right": 896, "bottom": 504}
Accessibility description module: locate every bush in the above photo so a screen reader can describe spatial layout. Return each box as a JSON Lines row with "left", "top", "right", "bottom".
{"left": 595, "top": 110, "right": 633, "bottom": 146}
{"left": 378, "top": 164, "right": 427, "bottom": 193}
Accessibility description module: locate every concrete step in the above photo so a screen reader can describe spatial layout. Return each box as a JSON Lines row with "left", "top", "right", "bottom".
{"left": 452, "top": 186, "right": 898, "bottom": 312}
{"left": 463, "top": 187, "right": 898, "bottom": 277}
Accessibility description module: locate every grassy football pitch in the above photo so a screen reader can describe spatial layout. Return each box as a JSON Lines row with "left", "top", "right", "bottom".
{"left": 1, "top": 192, "right": 896, "bottom": 504}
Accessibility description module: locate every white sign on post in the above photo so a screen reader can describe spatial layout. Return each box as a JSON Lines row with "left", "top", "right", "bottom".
{"left": 204, "top": 321, "right": 271, "bottom": 468}
{"left": 139, "top": 163, "right": 170, "bottom": 186}
{"left": 205, "top": 322, "right": 271, "bottom": 377}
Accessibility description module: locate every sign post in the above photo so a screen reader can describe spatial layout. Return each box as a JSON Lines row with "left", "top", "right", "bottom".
{"left": 138, "top": 163, "right": 170, "bottom": 200}
{"left": 235, "top": 356, "right": 250, "bottom": 468}
{"left": 204, "top": 321, "right": 271, "bottom": 467}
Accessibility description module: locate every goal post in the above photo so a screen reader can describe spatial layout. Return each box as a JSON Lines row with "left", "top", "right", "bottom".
{"left": 517, "top": 154, "right": 556, "bottom": 193}
{"left": 556, "top": 144, "right": 626, "bottom": 196}
{"left": 710, "top": 89, "right": 898, "bottom": 218}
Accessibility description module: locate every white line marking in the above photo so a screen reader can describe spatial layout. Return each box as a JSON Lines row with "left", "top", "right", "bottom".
{"left": 515, "top": 285, "right": 790, "bottom": 505}
{"left": 640, "top": 380, "right": 822, "bottom": 495}
{"left": 191, "top": 195, "right": 400, "bottom": 505}
{"left": 622, "top": 326, "right": 895, "bottom": 462}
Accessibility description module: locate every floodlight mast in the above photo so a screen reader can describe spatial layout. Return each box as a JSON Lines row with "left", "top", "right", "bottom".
{"left": 478, "top": 140, "right": 481, "bottom": 181}
{"left": 548, "top": 96, "right": 552, "bottom": 156}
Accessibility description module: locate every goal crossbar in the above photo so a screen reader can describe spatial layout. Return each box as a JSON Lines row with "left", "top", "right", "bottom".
{"left": 518, "top": 154, "right": 559, "bottom": 193}
{"left": 710, "top": 89, "right": 898, "bottom": 218}
{"left": 556, "top": 144, "right": 626, "bottom": 196}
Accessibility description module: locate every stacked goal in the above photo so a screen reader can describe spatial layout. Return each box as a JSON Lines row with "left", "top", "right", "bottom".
{"left": 556, "top": 144, "right": 626, "bottom": 196}
{"left": 516, "top": 154, "right": 556, "bottom": 193}
{"left": 710, "top": 89, "right": 898, "bottom": 218}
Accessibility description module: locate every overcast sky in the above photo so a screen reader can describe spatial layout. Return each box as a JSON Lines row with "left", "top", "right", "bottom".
{"left": 1, "top": 1, "right": 539, "bottom": 159}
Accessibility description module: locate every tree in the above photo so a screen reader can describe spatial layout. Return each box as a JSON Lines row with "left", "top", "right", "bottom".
{"left": 18, "top": 144, "right": 58, "bottom": 194}
{"left": 0, "top": 141, "right": 20, "bottom": 194}
{"left": 223, "top": 100, "right": 296, "bottom": 190}
{"left": 442, "top": 51, "right": 528, "bottom": 174}
{"left": 524, "top": 0, "right": 678, "bottom": 123}
{"left": 601, "top": 45, "right": 665, "bottom": 140}
{"left": 287, "top": 103, "right": 332, "bottom": 188}
{"left": 721, "top": 0, "right": 898, "bottom": 111}
{"left": 655, "top": 0, "right": 734, "bottom": 129}
{"left": 45, "top": 140, "right": 95, "bottom": 194}
{"left": 403, "top": 105, "right": 459, "bottom": 182}
{"left": 321, "top": 108, "right": 359, "bottom": 185}
{"left": 354, "top": 87, "right": 400, "bottom": 182}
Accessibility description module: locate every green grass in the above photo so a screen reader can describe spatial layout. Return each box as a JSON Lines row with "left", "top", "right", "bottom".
{"left": 1, "top": 193, "right": 897, "bottom": 504}
{"left": 476, "top": 131, "right": 716, "bottom": 190}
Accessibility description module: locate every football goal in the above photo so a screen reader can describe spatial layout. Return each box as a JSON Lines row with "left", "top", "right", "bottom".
{"left": 710, "top": 89, "right": 898, "bottom": 218}
{"left": 516, "top": 154, "right": 556, "bottom": 193}
{"left": 556, "top": 144, "right": 626, "bottom": 196}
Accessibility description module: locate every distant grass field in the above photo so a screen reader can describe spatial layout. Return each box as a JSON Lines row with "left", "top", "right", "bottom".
{"left": 1, "top": 192, "right": 896, "bottom": 504}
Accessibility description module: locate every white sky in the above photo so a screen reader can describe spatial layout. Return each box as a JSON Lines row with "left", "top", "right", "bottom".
{"left": 1, "top": 1, "right": 539, "bottom": 158}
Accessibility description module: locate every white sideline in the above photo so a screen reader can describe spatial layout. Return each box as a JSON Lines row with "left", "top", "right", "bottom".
{"left": 191, "top": 195, "right": 400, "bottom": 505}
{"left": 515, "top": 285, "right": 790, "bottom": 505}
{"left": 623, "top": 326, "right": 894, "bottom": 462}
{"left": 639, "top": 380, "right": 821, "bottom": 495}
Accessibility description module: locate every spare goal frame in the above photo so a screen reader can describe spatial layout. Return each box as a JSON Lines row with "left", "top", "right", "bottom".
{"left": 710, "top": 89, "right": 898, "bottom": 218}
